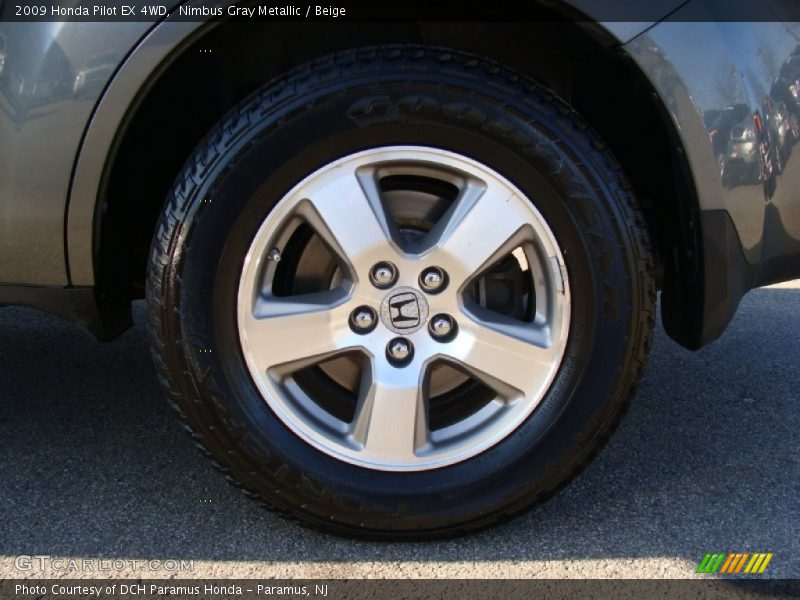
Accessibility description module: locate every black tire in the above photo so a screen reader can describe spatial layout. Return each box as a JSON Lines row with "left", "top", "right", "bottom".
{"left": 147, "top": 46, "right": 655, "bottom": 538}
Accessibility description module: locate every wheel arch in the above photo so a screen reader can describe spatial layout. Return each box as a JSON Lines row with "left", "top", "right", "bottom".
{"left": 66, "top": 16, "right": 706, "bottom": 347}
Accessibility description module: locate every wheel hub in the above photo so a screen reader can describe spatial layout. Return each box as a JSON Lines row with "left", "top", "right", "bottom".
{"left": 379, "top": 286, "right": 429, "bottom": 335}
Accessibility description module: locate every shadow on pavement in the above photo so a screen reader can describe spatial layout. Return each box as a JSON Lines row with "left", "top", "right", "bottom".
{"left": 0, "top": 288, "right": 798, "bottom": 575}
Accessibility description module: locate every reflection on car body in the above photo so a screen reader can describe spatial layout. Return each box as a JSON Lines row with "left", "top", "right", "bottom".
{"left": 721, "top": 117, "right": 761, "bottom": 188}
{"left": 72, "top": 52, "right": 117, "bottom": 97}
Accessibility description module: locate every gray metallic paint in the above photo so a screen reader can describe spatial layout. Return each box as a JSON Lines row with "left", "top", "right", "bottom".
{"left": 2, "top": 3, "right": 800, "bottom": 348}
{"left": 67, "top": 20, "right": 203, "bottom": 286}
{"left": 0, "top": 4, "right": 666, "bottom": 288}
{"left": 0, "top": 22, "right": 149, "bottom": 285}
{"left": 623, "top": 17, "right": 800, "bottom": 344}
{"left": 65, "top": 17, "right": 657, "bottom": 288}
{"left": 625, "top": 18, "right": 800, "bottom": 269}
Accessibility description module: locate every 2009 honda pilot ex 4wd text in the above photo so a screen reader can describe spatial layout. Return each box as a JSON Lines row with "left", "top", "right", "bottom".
{"left": 2, "top": 2, "right": 800, "bottom": 538}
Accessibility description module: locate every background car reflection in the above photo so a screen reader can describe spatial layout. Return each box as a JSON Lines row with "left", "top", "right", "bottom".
{"left": 708, "top": 46, "right": 800, "bottom": 196}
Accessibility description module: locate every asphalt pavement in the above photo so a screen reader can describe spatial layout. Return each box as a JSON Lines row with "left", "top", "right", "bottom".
{"left": 0, "top": 282, "right": 798, "bottom": 579}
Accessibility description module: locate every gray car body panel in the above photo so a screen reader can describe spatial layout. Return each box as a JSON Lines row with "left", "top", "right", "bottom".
{"left": 625, "top": 18, "right": 800, "bottom": 271}
{"left": 1, "top": 3, "right": 799, "bottom": 348}
{"left": 67, "top": 20, "right": 203, "bottom": 286}
{"left": 0, "top": 7, "right": 664, "bottom": 287}
{"left": 65, "top": 15, "right": 655, "bottom": 287}
{"left": 0, "top": 22, "right": 150, "bottom": 285}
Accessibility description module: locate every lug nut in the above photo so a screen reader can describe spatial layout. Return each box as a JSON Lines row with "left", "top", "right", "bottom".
{"left": 370, "top": 261, "right": 397, "bottom": 289}
{"left": 349, "top": 306, "right": 377, "bottom": 334}
{"left": 419, "top": 266, "right": 447, "bottom": 293}
{"left": 429, "top": 314, "right": 457, "bottom": 341}
{"left": 387, "top": 338, "right": 413, "bottom": 365}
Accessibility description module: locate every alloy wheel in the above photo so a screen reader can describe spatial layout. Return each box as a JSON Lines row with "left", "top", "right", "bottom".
{"left": 237, "top": 146, "right": 571, "bottom": 471}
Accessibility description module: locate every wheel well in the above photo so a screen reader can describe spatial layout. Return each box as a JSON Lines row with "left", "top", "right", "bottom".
{"left": 101, "top": 19, "right": 700, "bottom": 339}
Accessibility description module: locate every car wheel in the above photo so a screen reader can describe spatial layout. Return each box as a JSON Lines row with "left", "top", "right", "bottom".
{"left": 147, "top": 46, "right": 655, "bottom": 538}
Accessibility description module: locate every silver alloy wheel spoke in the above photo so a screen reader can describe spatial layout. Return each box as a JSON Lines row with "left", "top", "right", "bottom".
{"left": 450, "top": 319, "right": 558, "bottom": 402}
{"left": 426, "top": 180, "right": 530, "bottom": 287}
{"left": 296, "top": 168, "right": 398, "bottom": 276}
{"left": 238, "top": 146, "right": 571, "bottom": 471}
{"left": 350, "top": 362, "right": 428, "bottom": 462}
{"left": 243, "top": 294, "right": 356, "bottom": 373}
